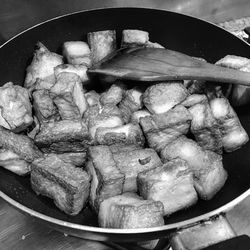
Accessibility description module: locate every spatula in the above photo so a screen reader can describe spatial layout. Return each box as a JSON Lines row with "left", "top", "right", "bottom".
{"left": 88, "top": 47, "right": 250, "bottom": 86}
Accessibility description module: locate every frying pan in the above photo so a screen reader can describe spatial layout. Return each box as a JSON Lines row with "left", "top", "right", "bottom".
{"left": 1, "top": 7, "right": 250, "bottom": 245}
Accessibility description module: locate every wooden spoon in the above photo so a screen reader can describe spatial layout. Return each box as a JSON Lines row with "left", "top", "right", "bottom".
{"left": 88, "top": 47, "right": 250, "bottom": 86}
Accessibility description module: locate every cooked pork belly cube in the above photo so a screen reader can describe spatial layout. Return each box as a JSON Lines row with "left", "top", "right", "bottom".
{"left": 119, "top": 88, "right": 143, "bottom": 123}
{"left": 51, "top": 152, "right": 86, "bottom": 167}
{"left": 0, "top": 82, "right": 33, "bottom": 132}
{"left": 0, "top": 149, "right": 31, "bottom": 175}
{"left": 95, "top": 123, "right": 145, "bottom": 146}
{"left": 138, "top": 158, "right": 197, "bottom": 216}
{"left": 54, "top": 64, "right": 89, "bottom": 83}
{"left": 31, "top": 154, "right": 90, "bottom": 215}
{"left": 0, "top": 126, "right": 43, "bottom": 162}
{"left": 215, "top": 55, "right": 250, "bottom": 69}
{"left": 85, "top": 91, "right": 100, "bottom": 106}
{"left": 50, "top": 72, "right": 88, "bottom": 119}
{"left": 24, "top": 42, "right": 63, "bottom": 89}
{"left": 112, "top": 148, "right": 162, "bottom": 192}
{"left": 121, "top": 30, "right": 149, "bottom": 47}
{"left": 210, "top": 98, "right": 249, "bottom": 152}
{"left": 181, "top": 94, "right": 207, "bottom": 107}
{"left": 35, "top": 120, "right": 92, "bottom": 153}
{"left": 87, "top": 145, "right": 125, "bottom": 210}
{"left": 63, "top": 41, "right": 91, "bottom": 66}
{"left": 160, "top": 136, "right": 227, "bottom": 199}
{"left": 33, "top": 89, "right": 59, "bottom": 123}
{"left": 130, "top": 109, "right": 151, "bottom": 124}
{"left": 100, "top": 84, "right": 125, "bottom": 105}
{"left": 143, "top": 82, "right": 188, "bottom": 114}
{"left": 99, "top": 192, "right": 164, "bottom": 229}
{"left": 145, "top": 41, "right": 165, "bottom": 48}
{"left": 189, "top": 102, "right": 222, "bottom": 153}
{"left": 88, "top": 30, "right": 116, "bottom": 64}
{"left": 231, "top": 63, "right": 250, "bottom": 106}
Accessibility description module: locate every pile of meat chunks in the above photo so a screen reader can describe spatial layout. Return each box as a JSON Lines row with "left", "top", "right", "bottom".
{"left": 0, "top": 29, "right": 249, "bottom": 230}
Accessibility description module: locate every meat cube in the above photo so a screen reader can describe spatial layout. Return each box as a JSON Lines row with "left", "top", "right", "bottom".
{"left": 189, "top": 102, "right": 222, "bottom": 153}
{"left": 0, "top": 149, "right": 31, "bottom": 176}
{"left": 24, "top": 42, "right": 63, "bottom": 89}
{"left": 145, "top": 41, "right": 165, "bottom": 49}
{"left": 112, "top": 148, "right": 162, "bottom": 192}
{"left": 215, "top": 55, "right": 250, "bottom": 69}
{"left": 100, "top": 84, "right": 125, "bottom": 105}
{"left": 0, "top": 82, "right": 33, "bottom": 132}
{"left": 85, "top": 91, "right": 100, "bottom": 107}
{"left": 210, "top": 98, "right": 249, "bottom": 152}
{"left": 138, "top": 159, "right": 198, "bottom": 215}
{"left": 88, "top": 30, "right": 116, "bottom": 64}
{"left": 160, "top": 136, "right": 227, "bottom": 199}
{"left": 63, "top": 41, "right": 91, "bottom": 66}
{"left": 50, "top": 72, "right": 88, "bottom": 119}
{"left": 121, "top": 30, "right": 149, "bottom": 47}
{"left": 95, "top": 123, "right": 145, "bottom": 146}
{"left": 54, "top": 64, "right": 89, "bottom": 83}
{"left": 87, "top": 145, "right": 125, "bottom": 211}
{"left": 119, "top": 88, "right": 143, "bottom": 123}
{"left": 0, "top": 126, "right": 43, "bottom": 163}
{"left": 35, "top": 120, "right": 92, "bottom": 153}
{"left": 130, "top": 109, "right": 151, "bottom": 124}
{"left": 99, "top": 193, "right": 164, "bottom": 229}
{"left": 31, "top": 154, "right": 90, "bottom": 215}
{"left": 181, "top": 94, "right": 207, "bottom": 107}
{"left": 50, "top": 152, "right": 86, "bottom": 167}
{"left": 143, "top": 82, "right": 188, "bottom": 114}
{"left": 140, "top": 105, "right": 191, "bottom": 152}
{"left": 32, "top": 89, "right": 59, "bottom": 123}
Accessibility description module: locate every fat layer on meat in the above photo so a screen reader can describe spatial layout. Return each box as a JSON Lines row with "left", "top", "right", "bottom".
{"left": 143, "top": 82, "right": 188, "bottom": 114}
{"left": 95, "top": 123, "right": 145, "bottom": 146}
{"left": 98, "top": 192, "right": 164, "bottom": 229}
{"left": 35, "top": 120, "right": 92, "bottom": 153}
{"left": 112, "top": 148, "right": 162, "bottom": 192}
{"left": 31, "top": 154, "right": 91, "bottom": 215}
{"left": 189, "top": 102, "right": 222, "bottom": 153}
{"left": 50, "top": 72, "right": 88, "bottom": 120}
{"left": 87, "top": 145, "right": 125, "bottom": 211}
{"left": 138, "top": 158, "right": 198, "bottom": 216}
{"left": 0, "top": 82, "right": 33, "bottom": 132}
{"left": 88, "top": 30, "right": 116, "bottom": 64}
{"left": 24, "top": 42, "right": 63, "bottom": 89}
{"left": 210, "top": 97, "right": 249, "bottom": 152}
{"left": 160, "top": 136, "right": 227, "bottom": 200}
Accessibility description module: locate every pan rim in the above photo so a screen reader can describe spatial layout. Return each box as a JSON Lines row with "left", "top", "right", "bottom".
{"left": 0, "top": 6, "right": 250, "bottom": 234}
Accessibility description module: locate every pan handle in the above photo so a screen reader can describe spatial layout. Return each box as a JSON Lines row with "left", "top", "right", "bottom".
{"left": 170, "top": 213, "right": 250, "bottom": 250}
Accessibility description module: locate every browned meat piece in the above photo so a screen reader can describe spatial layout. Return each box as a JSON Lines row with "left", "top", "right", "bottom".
{"left": 0, "top": 126, "right": 42, "bottom": 163}
{"left": 181, "top": 94, "right": 207, "bottom": 107}
{"left": 121, "top": 30, "right": 149, "bottom": 47}
{"left": 50, "top": 72, "right": 88, "bottom": 120}
{"left": 143, "top": 82, "right": 188, "bottom": 114}
{"left": 32, "top": 89, "right": 59, "bottom": 123}
{"left": 87, "top": 145, "right": 125, "bottom": 211}
{"left": 31, "top": 154, "right": 90, "bottom": 215}
{"left": 63, "top": 41, "right": 91, "bottom": 66}
{"left": 35, "top": 120, "right": 92, "bottom": 153}
{"left": 210, "top": 97, "right": 249, "bottom": 152}
{"left": 160, "top": 136, "right": 227, "bottom": 200}
{"left": 138, "top": 158, "right": 198, "bottom": 216}
{"left": 99, "top": 192, "right": 164, "bottom": 229}
{"left": 24, "top": 42, "right": 63, "bottom": 89}
{"left": 100, "top": 84, "right": 125, "bottom": 106}
{"left": 112, "top": 148, "right": 162, "bottom": 192}
{"left": 189, "top": 102, "right": 222, "bottom": 153}
{"left": 0, "top": 149, "right": 31, "bottom": 176}
{"left": 88, "top": 30, "right": 116, "bottom": 64}
{"left": 119, "top": 88, "right": 144, "bottom": 123}
{"left": 140, "top": 105, "right": 191, "bottom": 152}
{"left": 95, "top": 123, "right": 145, "bottom": 146}
{"left": 0, "top": 82, "right": 33, "bottom": 132}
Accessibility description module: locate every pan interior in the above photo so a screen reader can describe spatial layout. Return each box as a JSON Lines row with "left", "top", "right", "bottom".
{"left": 0, "top": 8, "right": 250, "bottom": 228}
